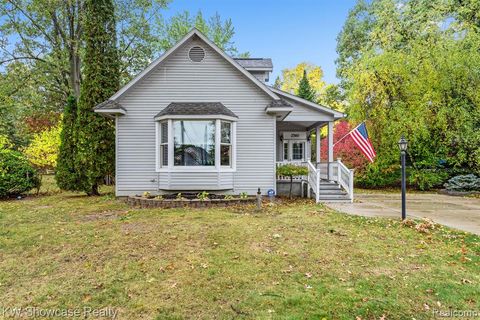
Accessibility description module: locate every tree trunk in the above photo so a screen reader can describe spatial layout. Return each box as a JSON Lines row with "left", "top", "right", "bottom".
{"left": 289, "top": 176, "right": 293, "bottom": 198}
{"left": 69, "top": 49, "right": 81, "bottom": 97}
{"left": 89, "top": 184, "right": 100, "bottom": 196}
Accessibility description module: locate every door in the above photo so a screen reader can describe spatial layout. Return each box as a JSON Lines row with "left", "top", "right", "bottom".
{"left": 282, "top": 140, "right": 306, "bottom": 161}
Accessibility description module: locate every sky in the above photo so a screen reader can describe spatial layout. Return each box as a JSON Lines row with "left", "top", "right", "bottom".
{"left": 163, "top": 0, "right": 357, "bottom": 85}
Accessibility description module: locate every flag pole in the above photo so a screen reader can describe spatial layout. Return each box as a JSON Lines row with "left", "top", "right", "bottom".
{"left": 333, "top": 122, "right": 364, "bottom": 147}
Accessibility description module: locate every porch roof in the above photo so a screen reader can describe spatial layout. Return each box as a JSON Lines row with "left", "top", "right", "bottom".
{"left": 269, "top": 87, "right": 345, "bottom": 120}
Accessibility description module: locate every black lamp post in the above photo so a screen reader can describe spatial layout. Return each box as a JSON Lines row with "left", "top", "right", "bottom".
{"left": 398, "top": 136, "right": 408, "bottom": 220}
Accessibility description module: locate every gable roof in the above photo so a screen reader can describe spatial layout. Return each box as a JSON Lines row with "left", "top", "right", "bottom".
{"left": 154, "top": 102, "right": 238, "bottom": 119}
{"left": 268, "top": 87, "right": 345, "bottom": 119}
{"left": 109, "top": 29, "right": 279, "bottom": 101}
{"left": 234, "top": 58, "right": 273, "bottom": 70}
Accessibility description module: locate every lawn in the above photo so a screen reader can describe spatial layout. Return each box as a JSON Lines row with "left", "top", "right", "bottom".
{"left": 0, "top": 177, "right": 479, "bottom": 319}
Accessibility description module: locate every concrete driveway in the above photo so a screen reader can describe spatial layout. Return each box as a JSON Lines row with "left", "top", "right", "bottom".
{"left": 327, "top": 193, "right": 480, "bottom": 235}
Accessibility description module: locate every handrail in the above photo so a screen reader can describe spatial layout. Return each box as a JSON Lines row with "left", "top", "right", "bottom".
{"left": 336, "top": 159, "right": 354, "bottom": 202}
{"left": 307, "top": 160, "right": 320, "bottom": 203}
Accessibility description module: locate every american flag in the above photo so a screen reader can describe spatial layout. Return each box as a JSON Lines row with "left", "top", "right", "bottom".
{"left": 349, "top": 122, "right": 376, "bottom": 162}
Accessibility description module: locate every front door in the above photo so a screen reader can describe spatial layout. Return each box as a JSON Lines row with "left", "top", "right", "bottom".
{"left": 283, "top": 140, "right": 306, "bottom": 162}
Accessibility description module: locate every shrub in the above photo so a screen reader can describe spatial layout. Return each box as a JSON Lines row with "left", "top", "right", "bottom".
{"left": 24, "top": 124, "right": 61, "bottom": 172}
{"left": 355, "top": 164, "right": 399, "bottom": 188}
{"left": 408, "top": 169, "right": 449, "bottom": 191}
{"left": 0, "top": 149, "right": 40, "bottom": 197}
{"left": 444, "top": 174, "right": 480, "bottom": 192}
{"left": 277, "top": 164, "right": 308, "bottom": 198}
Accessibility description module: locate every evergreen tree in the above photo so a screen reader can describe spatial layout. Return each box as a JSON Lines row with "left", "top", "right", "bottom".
{"left": 273, "top": 76, "right": 282, "bottom": 89}
{"left": 296, "top": 69, "right": 317, "bottom": 102}
{"left": 76, "top": 0, "right": 119, "bottom": 195}
{"left": 55, "top": 96, "right": 81, "bottom": 191}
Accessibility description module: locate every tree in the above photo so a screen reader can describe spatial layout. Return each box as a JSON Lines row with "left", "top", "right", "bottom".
{"left": 24, "top": 124, "right": 61, "bottom": 172}
{"left": 337, "top": 0, "right": 480, "bottom": 189}
{"left": 0, "top": 0, "right": 170, "bottom": 99}
{"left": 75, "top": 0, "right": 119, "bottom": 196}
{"left": 273, "top": 76, "right": 282, "bottom": 89}
{"left": 278, "top": 62, "right": 326, "bottom": 98}
{"left": 55, "top": 96, "right": 80, "bottom": 191}
{"left": 322, "top": 84, "right": 346, "bottom": 111}
{"left": 297, "top": 69, "right": 317, "bottom": 102}
{"left": 319, "top": 121, "right": 368, "bottom": 170}
{"left": 156, "top": 10, "right": 247, "bottom": 57}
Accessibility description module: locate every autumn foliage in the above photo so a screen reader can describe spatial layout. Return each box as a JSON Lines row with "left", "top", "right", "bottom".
{"left": 320, "top": 120, "right": 369, "bottom": 170}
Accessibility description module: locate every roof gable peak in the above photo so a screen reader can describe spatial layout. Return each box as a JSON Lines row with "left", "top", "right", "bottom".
{"left": 109, "top": 28, "right": 279, "bottom": 101}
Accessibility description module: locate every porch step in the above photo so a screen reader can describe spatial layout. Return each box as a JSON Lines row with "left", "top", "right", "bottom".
{"left": 318, "top": 189, "right": 347, "bottom": 195}
{"left": 319, "top": 184, "right": 342, "bottom": 190}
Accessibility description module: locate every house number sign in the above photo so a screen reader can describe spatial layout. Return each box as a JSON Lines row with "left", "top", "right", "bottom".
{"left": 283, "top": 132, "right": 307, "bottom": 140}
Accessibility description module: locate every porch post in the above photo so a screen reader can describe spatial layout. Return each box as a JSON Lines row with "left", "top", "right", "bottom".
{"left": 328, "top": 121, "right": 334, "bottom": 180}
{"left": 315, "top": 126, "right": 321, "bottom": 165}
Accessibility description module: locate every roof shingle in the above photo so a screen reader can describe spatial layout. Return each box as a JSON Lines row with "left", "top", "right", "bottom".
{"left": 234, "top": 58, "right": 273, "bottom": 69}
{"left": 154, "top": 102, "right": 238, "bottom": 119}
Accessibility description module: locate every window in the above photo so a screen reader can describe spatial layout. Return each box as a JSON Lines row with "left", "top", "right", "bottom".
{"left": 159, "top": 121, "right": 168, "bottom": 166}
{"left": 157, "top": 119, "right": 235, "bottom": 170}
{"left": 173, "top": 120, "right": 215, "bottom": 166}
{"left": 283, "top": 142, "right": 289, "bottom": 161}
{"left": 292, "top": 142, "right": 304, "bottom": 161}
{"left": 220, "top": 121, "right": 232, "bottom": 166}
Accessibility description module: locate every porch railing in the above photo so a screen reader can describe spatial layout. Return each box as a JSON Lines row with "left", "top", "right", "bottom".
{"left": 277, "top": 159, "right": 354, "bottom": 202}
{"left": 276, "top": 161, "right": 307, "bottom": 181}
{"left": 335, "top": 159, "right": 354, "bottom": 202}
{"left": 307, "top": 160, "right": 320, "bottom": 203}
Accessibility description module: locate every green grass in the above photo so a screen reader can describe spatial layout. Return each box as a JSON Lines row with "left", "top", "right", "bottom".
{"left": 1, "top": 176, "right": 479, "bottom": 319}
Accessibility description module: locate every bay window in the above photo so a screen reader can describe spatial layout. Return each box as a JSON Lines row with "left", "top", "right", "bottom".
{"left": 157, "top": 118, "right": 235, "bottom": 171}
{"left": 220, "top": 121, "right": 232, "bottom": 166}
{"left": 173, "top": 120, "right": 215, "bottom": 166}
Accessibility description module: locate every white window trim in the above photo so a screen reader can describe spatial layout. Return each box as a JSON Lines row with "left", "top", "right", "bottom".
{"left": 282, "top": 139, "right": 306, "bottom": 162}
{"left": 155, "top": 118, "right": 236, "bottom": 173}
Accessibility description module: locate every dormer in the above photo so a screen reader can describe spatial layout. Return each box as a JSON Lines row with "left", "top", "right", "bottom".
{"left": 234, "top": 58, "right": 273, "bottom": 83}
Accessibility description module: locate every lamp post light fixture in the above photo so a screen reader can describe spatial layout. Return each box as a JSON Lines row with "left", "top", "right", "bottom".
{"left": 398, "top": 136, "right": 408, "bottom": 220}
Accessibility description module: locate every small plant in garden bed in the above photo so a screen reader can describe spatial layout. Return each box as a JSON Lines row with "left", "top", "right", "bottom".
{"left": 239, "top": 192, "right": 248, "bottom": 199}
{"left": 175, "top": 193, "right": 187, "bottom": 201}
{"left": 197, "top": 191, "right": 210, "bottom": 201}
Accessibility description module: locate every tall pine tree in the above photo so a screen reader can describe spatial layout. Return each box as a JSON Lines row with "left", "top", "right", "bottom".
{"left": 296, "top": 69, "right": 317, "bottom": 102}
{"left": 55, "top": 96, "right": 81, "bottom": 191}
{"left": 76, "top": 0, "right": 119, "bottom": 195}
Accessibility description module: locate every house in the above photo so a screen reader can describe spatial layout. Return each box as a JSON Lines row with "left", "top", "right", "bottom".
{"left": 95, "top": 29, "right": 354, "bottom": 202}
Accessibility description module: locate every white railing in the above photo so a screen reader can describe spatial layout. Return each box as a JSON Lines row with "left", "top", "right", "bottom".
{"left": 307, "top": 160, "right": 320, "bottom": 203}
{"left": 277, "top": 159, "right": 353, "bottom": 203}
{"left": 335, "top": 159, "right": 354, "bottom": 202}
{"left": 276, "top": 161, "right": 307, "bottom": 181}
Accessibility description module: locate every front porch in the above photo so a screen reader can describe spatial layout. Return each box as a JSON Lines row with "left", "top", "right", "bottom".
{"left": 274, "top": 119, "right": 353, "bottom": 203}
{"left": 265, "top": 87, "right": 352, "bottom": 202}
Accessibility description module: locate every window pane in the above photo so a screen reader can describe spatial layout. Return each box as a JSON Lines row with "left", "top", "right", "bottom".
{"left": 221, "top": 145, "right": 231, "bottom": 166}
{"left": 292, "top": 142, "right": 304, "bottom": 160}
{"left": 161, "top": 122, "right": 168, "bottom": 143}
{"left": 173, "top": 120, "right": 215, "bottom": 166}
{"left": 283, "top": 142, "right": 288, "bottom": 160}
{"left": 161, "top": 145, "right": 168, "bottom": 166}
{"left": 221, "top": 122, "right": 231, "bottom": 143}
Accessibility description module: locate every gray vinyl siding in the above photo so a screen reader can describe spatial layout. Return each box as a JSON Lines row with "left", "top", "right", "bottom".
{"left": 283, "top": 97, "right": 335, "bottom": 122}
{"left": 115, "top": 37, "right": 275, "bottom": 196}
{"left": 249, "top": 71, "right": 269, "bottom": 83}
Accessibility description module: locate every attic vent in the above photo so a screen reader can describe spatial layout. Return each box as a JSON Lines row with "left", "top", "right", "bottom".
{"left": 189, "top": 46, "right": 205, "bottom": 62}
